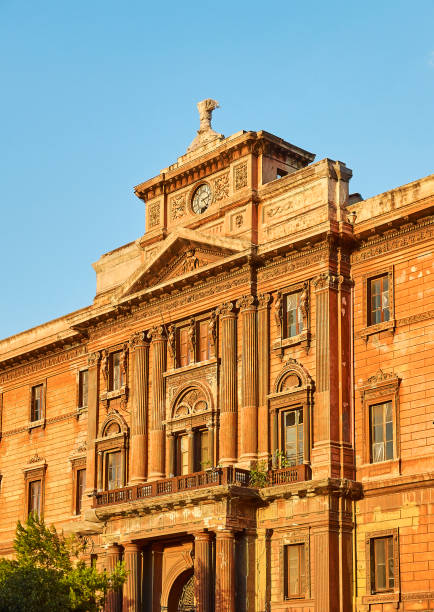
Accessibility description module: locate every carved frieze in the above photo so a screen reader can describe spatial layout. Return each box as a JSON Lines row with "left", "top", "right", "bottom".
{"left": 212, "top": 173, "right": 229, "bottom": 201}
{"left": 258, "top": 243, "right": 328, "bottom": 282}
{"left": 170, "top": 194, "right": 186, "bottom": 220}
{"left": 233, "top": 162, "right": 248, "bottom": 191}
{"left": 148, "top": 200, "right": 160, "bottom": 228}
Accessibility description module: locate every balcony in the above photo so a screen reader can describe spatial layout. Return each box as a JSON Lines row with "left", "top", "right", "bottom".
{"left": 93, "top": 464, "right": 311, "bottom": 508}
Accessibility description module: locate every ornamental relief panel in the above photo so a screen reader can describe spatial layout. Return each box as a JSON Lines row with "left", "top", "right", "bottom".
{"left": 233, "top": 162, "right": 248, "bottom": 191}
{"left": 170, "top": 193, "right": 187, "bottom": 220}
{"left": 261, "top": 181, "right": 323, "bottom": 224}
{"left": 147, "top": 200, "right": 161, "bottom": 229}
{"left": 211, "top": 172, "right": 229, "bottom": 202}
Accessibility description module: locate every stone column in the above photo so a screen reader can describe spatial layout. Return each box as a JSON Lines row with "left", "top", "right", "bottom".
{"left": 217, "top": 302, "right": 237, "bottom": 466}
{"left": 166, "top": 432, "right": 175, "bottom": 478}
{"left": 236, "top": 295, "right": 258, "bottom": 466}
{"left": 122, "top": 542, "right": 142, "bottom": 612}
{"left": 148, "top": 326, "right": 166, "bottom": 481}
{"left": 271, "top": 409, "right": 278, "bottom": 468}
{"left": 194, "top": 531, "right": 212, "bottom": 612}
{"left": 257, "top": 294, "right": 271, "bottom": 462}
{"left": 129, "top": 332, "right": 149, "bottom": 484}
{"left": 187, "top": 427, "right": 195, "bottom": 474}
{"left": 207, "top": 420, "right": 215, "bottom": 467}
{"left": 215, "top": 529, "right": 235, "bottom": 612}
{"left": 105, "top": 544, "right": 123, "bottom": 612}
{"left": 255, "top": 529, "right": 270, "bottom": 612}
{"left": 85, "top": 352, "right": 100, "bottom": 504}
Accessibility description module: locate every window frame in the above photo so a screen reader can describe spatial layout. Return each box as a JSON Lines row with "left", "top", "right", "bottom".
{"left": 95, "top": 415, "right": 128, "bottom": 492}
{"left": 174, "top": 313, "right": 216, "bottom": 369}
{"left": 71, "top": 457, "right": 86, "bottom": 515}
{"left": 369, "top": 401, "right": 394, "bottom": 463}
{"left": 272, "top": 281, "right": 310, "bottom": 355}
{"left": 279, "top": 531, "right": 310, "bottom": 601}
{"left": 360, "top": 266, "right": 395, "bottom": 340}
{"left": 280, "top": 407, "right": 304, "bottom": 467}
{"left": 360, "top": 370, "right": 400, "bottom": 468}
{"left": 364, "top": 529, "right": 400, "bottom": 605}
{"left": 77, "top": 368, "right": 89, "bottom": 411}
{"left": 28, "top": 382, "right": 46, "bottom": 429}
{"left": 284, "top": 543, "right": 306, "bottom": 599}
{"left": 23, "top": 461, "right": 46, "bottom": 518}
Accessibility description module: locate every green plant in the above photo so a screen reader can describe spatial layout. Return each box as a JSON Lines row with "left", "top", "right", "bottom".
{"left": 273, "top": 449, "right": 291, "bottom": 468}
{"left": 249, "top": 461, "right": 269, "bottom": 488}
{"left": 0, "top": 514, "right": 127, "bottom": 612}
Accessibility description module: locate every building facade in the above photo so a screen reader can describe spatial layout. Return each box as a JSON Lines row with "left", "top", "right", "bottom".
{"left": 1, "top": 101, "right": 434, "bottom": 611}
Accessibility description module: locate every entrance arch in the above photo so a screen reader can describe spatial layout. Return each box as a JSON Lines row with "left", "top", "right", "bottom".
{"left": 167, "top": 569, "right": 195, "bottom": 612}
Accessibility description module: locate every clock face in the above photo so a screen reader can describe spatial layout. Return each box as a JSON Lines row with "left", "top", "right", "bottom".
{"left": 192, "top": 183, "right": 212, "bottom": 214}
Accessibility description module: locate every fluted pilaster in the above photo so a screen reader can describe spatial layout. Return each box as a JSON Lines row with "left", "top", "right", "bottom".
{"left": 217, "top": 302, "right": 237, "bottom": 465}
{"left": 215, "top": 529, "right": 235, "bottom": 612}
{"left": 148, "top": 326, "right": 166, "bottom": 480}
{"left": 85, "top": 351, "right": 100, "bottom": 501}
{"left": 129, "top": 332, "right": 149, "bottom": 484}
{"left": 194, "top": 531, "right": 212, "bottom": 612}
{"left": 105, "top": 544, "right": 123, "bottom": 612}
{"left": 237, "top": 294, "right": 258, "bottom": 464}
{"left": 122, "top": 542, "right": 141, "bottom": 612}
{"left": 257, "top": 294, "right": 271, "bottom": 461}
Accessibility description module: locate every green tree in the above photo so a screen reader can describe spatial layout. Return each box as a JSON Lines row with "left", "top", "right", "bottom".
{"left": 0, "top": 513, "right": 126, "bottom": 612}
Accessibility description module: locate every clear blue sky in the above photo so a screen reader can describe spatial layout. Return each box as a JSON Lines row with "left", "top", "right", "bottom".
{"left": 1, "top": 0, "right": 433, "bottom": 340}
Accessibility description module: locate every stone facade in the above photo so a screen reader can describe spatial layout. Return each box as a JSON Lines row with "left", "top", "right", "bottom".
{"left": 1, "top": 115, "right": 434, "bottom": 611}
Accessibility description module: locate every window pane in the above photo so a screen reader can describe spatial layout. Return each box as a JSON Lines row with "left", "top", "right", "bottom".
{"left": 79, "top": 370, "right": 88, "bottom": 407}
{"left": 112, "top": 352, "right": 121, "bottom": 390}
{"left": 29, "top": 480, "right": 41, "bottom": 516}
{"left": 76, "top": 469, "right": 86, "bottom": 514}
{"left": 31, "top": 385, "right": 43, "bottom": 421}
{"left": 286, "top": 544, "right": 304, "bottom": 598}
{"left": 199, "top": 321, "right": 210, "bottom": 362}
{"left": 107, "top": 452, "right": 121, "bottom": 490}
{"left": 179, "top": 435, "right": 189, "bottom": 475}
{"left": 374, "top": 539, "right": 386, "bottom": 591}
{"left": 283, "top": 409, "right": 304, "bottom": 466}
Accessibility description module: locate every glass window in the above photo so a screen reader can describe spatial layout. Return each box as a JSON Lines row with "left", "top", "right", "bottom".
{"left": 371, "top": 536, "right": 394, "bottom": 592}
{"left": 284, "top": 544, "right": 306, "bottom": 598}
{"left": 370, "top": 402, "right": 394, "bottom": 463}
{"left": 285, "top": 292, "right": 303, "bottom": 338}
{"left": 194, "top": 429, "right": 210, "bottom": 471}
{"left": 281, "top": 409, "right": 304, "bottom": 466}
{"left": 368, "top": 275, "right": 390, "bottom": 325}
{"left": 111, "top": 352, "right": 123, "bottom": 390}
{"left": 178, "top": 328, "right": 193, "bottom": 367}
{"left": 198, "top": 320, "right": 211, "bottom": 362}
{"left": 106, "top": 452, "right": 121, "bottom": 490}
{"left": 177, "top": 435, "right": 189, "bottom": 475}
{"left": 28, "top": 480, "right": 42, "bottom": 516}
{"left": 78, "top": 370, "right": 88, "bottom": 408}
{"left": 75, "top": 468, "right": 86, "bottom": 514}
{"left": 31, "top": 385, "right": 43, "bottom": 422}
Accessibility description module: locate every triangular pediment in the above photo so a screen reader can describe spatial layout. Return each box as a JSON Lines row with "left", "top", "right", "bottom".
{"left": 116, "top": 228, "right": 250, "bottom": 299}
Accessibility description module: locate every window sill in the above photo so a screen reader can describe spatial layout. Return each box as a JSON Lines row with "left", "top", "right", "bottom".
{"left": 359, "top": 319, "right": 395, "bottom": 340}
{"left": 28, "top": 418, "right": 45, "bottom": 431}
{"left": 272, "top": 331, "right": 310, "bottom": 354}
{"left": 164, "top": 357, "right": 218, "bottom": 376}
{"left": 357, "top": 458, "right": 400, "bottom": 480}
{"left": 362, "top": 591, "right": 399, "bottom": 605}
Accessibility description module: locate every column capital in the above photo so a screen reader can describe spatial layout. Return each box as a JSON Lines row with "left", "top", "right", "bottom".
{"left": 257, "top": 292, "right": 271, "bottom": 309}
{"left": 193, "top": 530, "right": 213, "bottom": 542}
{"left": 106, "top": 543, "right": 123, "bottom": 555}
{"left": 215, "top": 528, "right": 235, "bottom": 539}
{"left": 236, "top": 294, "right": 258, "bottom": 311}
{"left": 87, "top": 351, "right": 100, "bottom": 367}
{"left": 122, "top": 541, "right": 142, "bottom": 553}
{"left": 129, "top": 331, "right": 149, "bottom": 350}
{"left": 313, "top": 272, "right": 340, "bottom": 291}
{"left": 148, "top": 325, "right": 166, "bottom": 342}
{"left": 217, "top": 300, "right": 237, "bottom": 317}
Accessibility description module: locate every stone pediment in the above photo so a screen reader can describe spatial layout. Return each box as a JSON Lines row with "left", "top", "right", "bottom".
{"left": 116, "top": 228, "right": 249, "bottom": 299}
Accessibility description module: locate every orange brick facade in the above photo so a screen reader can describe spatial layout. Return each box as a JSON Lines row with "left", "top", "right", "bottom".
{"left": 1, "top": 111, "right": 434, "bottom": 611}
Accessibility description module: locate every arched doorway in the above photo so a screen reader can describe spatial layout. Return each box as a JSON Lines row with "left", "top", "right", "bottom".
{"left": 167, "top": 569, "right": 195, "bottom": 612}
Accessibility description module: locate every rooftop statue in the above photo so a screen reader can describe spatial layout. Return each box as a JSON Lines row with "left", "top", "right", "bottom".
{"left": 187, "top": 98, "right": 224, "bottom": 152}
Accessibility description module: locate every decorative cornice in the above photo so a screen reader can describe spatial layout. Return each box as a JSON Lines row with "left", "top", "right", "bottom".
{"left": 0, "top": 345, "right": 87, "bottom": 384}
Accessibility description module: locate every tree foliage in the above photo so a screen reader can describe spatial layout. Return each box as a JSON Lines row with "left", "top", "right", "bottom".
{"left": 0, "top": 514, "right": 126, "bottom": 612}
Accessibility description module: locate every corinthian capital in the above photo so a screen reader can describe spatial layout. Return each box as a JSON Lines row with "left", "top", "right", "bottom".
{"left": 258, "top": 293, "right": 271, "bottom": 309}
{"left": 217, "top": 301, "right": 236, "bottom": 317}
{"left": 236, "top": 294, "right": 257, "bottom": 311}
{"left": 129, "top": 331, "right": 148, "bottom": 350}
{"left": 148, "top": 325, "right": 166, "bottom": 342}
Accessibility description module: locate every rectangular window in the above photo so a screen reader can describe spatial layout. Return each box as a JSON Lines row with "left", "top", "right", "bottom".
{"left": 110, "top": 352, "right": 123, "bottom": 391}
{"left": 368, "top": 275, "right": 390, "bottom": 325}
{"left": 176, "top": 435, "right": 189, "bottom": 475}
{"left": 281, "top": 409, "right": 304, "bottom": 466}
{"left": 106, "top": 452, "right": 121, "bottom": 490}
{"left": 370, "top": 402, "right": 393, "bottom": 463}
{"left": 284, "top": 544, "right": 305, "bottom": 599}
{"left": 31, "top": 385, "right": 43, "bottom": 422}
{"left": 78, "top": 370, "right": 88, "bottom": 408}
{"left": 371, "top": 536, "right": 394, "bottom": 593}
{"left": 198, "top": 320, "right": 211, "bottom": 362}
{"left": 178, "top": 328, "right": 193, "bottom": 367}
{"left": 28, "top": 480, "right": 42, "bottom": 516}
{"left": 194, "top": 429, "right": 210, "bottom": 471}
{"left": 75, "top": 468, "right": 86, "bottom": 514}
{"left": 285, "top": 292, "right": 303, "bottom": 338}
